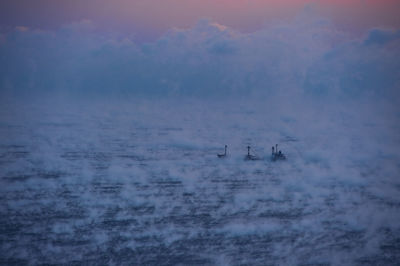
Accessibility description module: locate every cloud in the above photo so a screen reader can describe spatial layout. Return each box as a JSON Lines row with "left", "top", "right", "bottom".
{"left": 0, "top": 17, "right": 399, "bottom": 102}
{"left": 305, "top": 31, "right": 400, "bottom": 99}
{"left": 364, "top": 28, "right": 400, "bottom": 46}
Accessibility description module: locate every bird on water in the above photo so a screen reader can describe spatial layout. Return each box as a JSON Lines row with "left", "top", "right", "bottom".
{"left": 217, "top": 145, "right": 228, "bottom": 158}
{"left": 271, "top": 144, "right": 286, "bottom": 161}
{"left": 245, "top": 146, "right": 258, "bottom": 161}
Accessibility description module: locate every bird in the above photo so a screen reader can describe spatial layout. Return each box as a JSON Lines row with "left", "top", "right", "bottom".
{"left": 217, "top": 145, "right": 227, "bottom": 158}
{"left": 271, "top": 143, "right": 286, "bottom": 161}
{"left": 245, "top": 146, "right": 259, "bottom": 160}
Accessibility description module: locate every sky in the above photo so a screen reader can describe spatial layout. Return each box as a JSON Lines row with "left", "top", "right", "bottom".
{"left": 0, "top": 0, "right": 399, "bottom": 101}
{"left": 0, "top": 0, "right": 400, "bottom": 40}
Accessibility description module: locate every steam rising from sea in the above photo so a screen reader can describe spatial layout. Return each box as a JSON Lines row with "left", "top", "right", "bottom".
{"left": 1, "top": 97, "right": 399, "bottom": 265}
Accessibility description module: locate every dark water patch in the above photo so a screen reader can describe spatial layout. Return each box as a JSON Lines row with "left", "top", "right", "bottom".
{"left": 100, "top": 219, "right": 137, "bottom": 229}
{"left": 330, "top": 230, "right": 366, "bottom": 250}
{"left": 56, "top": 188, "right": 81, "bottom": 200}
{"left": 298, "top": 263, "right": 330, "bottom": 266}
{"left": 210, "top": 178, "right": 255, "bottom": 190}
{"left": 361, "top": 190, "right": 400, "bottom": 208}
{"left": 0, "top": 258, "right": 29, "bottom": 265}
{"left": 258, "top": 208, "right": 305, "bottom": 220}
{"left": 130, "top": 182, "right": 151, "bottom": 191}
{"left": 34, "top": 207, "right": 87, "bottom": 221}
{"left": 60, "top": 151, "right": 85, "bottom": 161}
{"left": 324, "top": 193, "right": 338, "bottom": 207}
{"left": 61, "top": 150, "right": 114, "bottom": 165}
{"left": 133, "top": 235, "right": 164, "bottom": 245}
{"left": 153, "top": 212, "right": 214, "bottom": 228}
{"left": 355, "top": 256, "right": 399, "bottom": 266}
{"left": 222, "top": 234, "right": 280, "bottom": 265}
{"left": 281, "top": 136, "right": 299, "bottom": 142}
{"left": 108, "top": 138, "right": 135, "bottom": 151}
{"left": 0, "top": 150, "right": 29, "bottom": 160}
{"left": 0, "top": 145, "right": 30, "bottom": 166}
{"left": 2, "top": 174, "right": 33, "bottom": 182}
{"left": 52, "top": 238, "right": 91, "bottom": 247}
{"left": 0, "top": 219, "right": 24, "bottom": 236}
{"left": 117, "top": 154, "right": 147, "bottom": 161}
{"left": 37, "top": 171, "right": 65, "bottom": 179}
{"left": 378, "top": 227, "right": 400, "bottom": 260}
{"left": 160, "top": 127, "right": 183, "bottom": 132}
{"left": 152, "top": 179, "right": 183, "bottom": 188}
{"left": 87, "top": 152, "right": 113, "bottom": 170}
{"left": 124, "top": 245, "right": 214, "bottom": 266}
{"left": 380, "top": 240, "right": 400, "bottom": 253}
{"left": 38, "top": 122, "right": 79, "bottom": 128}
{"left": 102, "top": 205, "right": 123, "bottom": 217}
{"left": 91, "top": 182, "right": 123, "bottom": 194}
{"left": 0, "top": 144, "right": 26, "bottom": 149}
{"left": 2, "top": 189, "right": 51, "bottom": 201}
{"left": 2, "top": 170, "right": 66, "bottom": 182}
{"left": 127, "top": 205, "right": 155, "bottom": 216}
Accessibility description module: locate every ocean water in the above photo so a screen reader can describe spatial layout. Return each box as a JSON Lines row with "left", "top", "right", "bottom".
{"left": 1, "top": 98, "right": 400, "bottom": 265}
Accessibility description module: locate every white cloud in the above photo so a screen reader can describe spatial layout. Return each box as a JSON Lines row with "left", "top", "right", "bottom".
{"left": 0, "top": 16, "right": 399, "bottom": 102}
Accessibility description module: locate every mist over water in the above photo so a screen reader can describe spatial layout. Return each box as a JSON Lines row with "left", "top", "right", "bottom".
{"left": 1, "top": 96, "right": 399, "bottom": 265}
{"left": 1, "top": 9, "right": 400, "bottom": 265}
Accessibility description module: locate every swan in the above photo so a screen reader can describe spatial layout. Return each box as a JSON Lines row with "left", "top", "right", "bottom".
{"left": 271, "top": 144, "right": 286, "bottom": 161}
{"left": 245, "top": 146, "right": 259, "bottom": 160}
{"left": 217, "top": 145, "right": 227, "bottom": 158}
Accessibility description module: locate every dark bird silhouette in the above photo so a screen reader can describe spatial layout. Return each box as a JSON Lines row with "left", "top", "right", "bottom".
{"left": 245, "top": 146, "right": 259, "bottom": 160}
{"left": 217, "top": 145, "right": 227, "bottom": 158}
{"left": 271, "top": 143, "right": 286, "bottom": 161}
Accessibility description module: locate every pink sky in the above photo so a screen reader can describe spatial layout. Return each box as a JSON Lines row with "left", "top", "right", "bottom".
{"left": 1, "top": 0, "right": 399, "bottom": 39}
